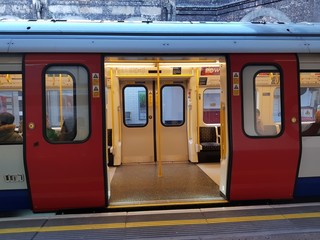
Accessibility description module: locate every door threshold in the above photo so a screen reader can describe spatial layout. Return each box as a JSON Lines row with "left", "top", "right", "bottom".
{"left": 107, "top": 199, "right": 228, "bottom": 210}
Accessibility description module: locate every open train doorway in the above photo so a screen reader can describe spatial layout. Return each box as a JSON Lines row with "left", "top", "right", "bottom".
{"left": 104, "top": 56, "right": 229, "bottom": 208}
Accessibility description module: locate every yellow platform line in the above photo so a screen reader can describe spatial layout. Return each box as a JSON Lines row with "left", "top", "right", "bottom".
{"left": 1, "top": 212, "right": 320, "bottom": 235}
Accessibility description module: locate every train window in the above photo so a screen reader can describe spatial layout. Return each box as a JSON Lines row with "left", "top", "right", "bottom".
{"left": 203, "top": 88, "right": 220, "bottom": 124}
{"left": 0, "top": 73, "right": 23, "bottom": 143}
{"left": 123, "top": 86, "right": 148, "bottom": 127}
{"left": 300, "top": 72, "right": 320, "bottom": 136}
{"left": 44, "top": 66, "right": 90, "bottom": 142}
{"left": 243, "top": 66, "right": 282, "bottom": 137}
{"left": 161, "top": 85, "right": 184, "bottom": 126}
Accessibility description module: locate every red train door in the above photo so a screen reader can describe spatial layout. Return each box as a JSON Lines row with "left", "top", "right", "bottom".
{"left": 229, "top": 54, "right": 300, "bottom": 200}
{"left": 24, "top": 54, "right": 105, "bottom": 211}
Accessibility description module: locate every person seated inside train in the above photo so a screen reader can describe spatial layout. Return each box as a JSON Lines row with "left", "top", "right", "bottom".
{"left": 59, "top": 118, "right": 76, "bottom": 141}
{"left": 0, "top": 112, "right": 23, "bottom": 142}
{"left": 256, "top": 109, "right": 264, "bottom": 135}
{"left": 302, "top": 111, "right": 320, "bottom": 136}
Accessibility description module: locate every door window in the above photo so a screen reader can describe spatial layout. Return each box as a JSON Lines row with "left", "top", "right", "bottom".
{"left": 44, "top": 66, "right": 90, "bottom": 142}
{"left": 300, "top": 72, "right": 320, "bottom": 136}
{"left": 0, "top": 73, "right": 23, "bottom": 143}
{"left": 161, "top": 85, "right": 184, "bottom": 126}
{"left": 203, "top": 88, "right": 220, "bottom": 124}
{"left": 242, "top": 66, "right": 282, "bottom": 137}
{"left": 123, "top": 86, "right": 148, "bottom": 127}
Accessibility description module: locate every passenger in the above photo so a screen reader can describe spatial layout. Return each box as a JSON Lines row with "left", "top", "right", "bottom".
{"left": 302, "top": 111, "right": 320, "bottom": 136}
{"left": 46, "top": 114, "right": 58, "bottom": 141}
{"left": 256, "top": 109, "right": 264, "bottom": 135}
{"left": 0, "top": 112, "right": 23, "bottom": 142}
{"left": 59, "top": 118, "right": 76, "bottom": 141}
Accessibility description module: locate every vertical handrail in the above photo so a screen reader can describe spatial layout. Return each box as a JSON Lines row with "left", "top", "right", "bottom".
{"left": 188, "top": 89, "right": 191, "bottom": 139}
{"left": 110, "top": 68, "right": 115, "bottom": 147}
{"left": 59, "top": 74, "right": 63, "bottom": 126}
{"left": 196, "top": 68, "right": 200, "bottom": 146}
{"left": 156, "top": 61, "right": 162, "bottom": 177}
{"left": 117, "top": 105, "right": 121, "bottom": 142}
{"left": 220, "top": 102, "right": 226, "bottom": 159}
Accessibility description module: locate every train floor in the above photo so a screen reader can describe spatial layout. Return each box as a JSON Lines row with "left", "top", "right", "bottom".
{"left": 108, "top": 162, "right": 224, "bottom": 207}
{"left": 1, "top": 202, "right": 320, "bottom": 239}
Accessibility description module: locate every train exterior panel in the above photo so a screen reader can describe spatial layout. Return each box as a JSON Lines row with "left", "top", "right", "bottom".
{"left": 0, "top": 20, "right": 320, "bottom": 212}
{"left": 0, "top": 21, "right": 320, "bottom": 53}
{"left": 229, "top": 53, "right": 300, "bottom": 200}
{"left": 0, "top": 145, "right": 30, "bottom": 211}
{"left": 24, "top": 54, "right": 106, "bottom": 211}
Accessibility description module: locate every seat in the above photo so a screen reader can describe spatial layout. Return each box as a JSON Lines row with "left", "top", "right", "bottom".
{"left": 198, "top": 127, "right": 220, "bottom": 163}
{"left": 263, "top": 125, "right": 277, "bottom": 135}
{"left": 199, "top": 127, "right": 220, "bottom": 151}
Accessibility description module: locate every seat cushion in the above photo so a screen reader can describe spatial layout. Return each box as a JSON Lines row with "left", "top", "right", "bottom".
{"left": 201, "top": 142, "right": 220, "bottom": 151}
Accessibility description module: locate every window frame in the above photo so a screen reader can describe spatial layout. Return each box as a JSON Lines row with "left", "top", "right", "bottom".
{"left": 242, "top": 64, "right": 283, "bottom": 138}
{"left": 300, "top": 70, "right": 320, "bottom": 137}
{"left": 0, "top": 71, "right": 23, "bottom": 145}
{"left": 122, "top": 84, "right": 149, "bottom": 128}
{"left": 43, "top": 65, "right": 90, "bottom": 143}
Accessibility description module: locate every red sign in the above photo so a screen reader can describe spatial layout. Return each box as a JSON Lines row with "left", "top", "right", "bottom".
{"left": 201, "top": 67, "right": 220, "bottom": 76}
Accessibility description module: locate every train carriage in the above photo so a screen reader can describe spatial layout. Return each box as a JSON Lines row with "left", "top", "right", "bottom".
{"left": 0, "top": 20, "right": 320, "bottom": 212}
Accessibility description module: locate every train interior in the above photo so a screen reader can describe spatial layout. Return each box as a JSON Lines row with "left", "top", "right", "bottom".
{"left": 104, "top": 56, "right": 228, "bottom": 207}
{"left": 1, "top": 54, "right": 320, "bottom": 210}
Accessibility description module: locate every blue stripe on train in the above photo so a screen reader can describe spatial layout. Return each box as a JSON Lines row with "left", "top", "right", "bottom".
{"left": 295, "top": 177, "right": 320, "bottom": 197}
{"left": 0, "top": 189, "right": 31, "bottom": 211}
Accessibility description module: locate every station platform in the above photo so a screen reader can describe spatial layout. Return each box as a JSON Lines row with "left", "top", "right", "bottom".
{"left": 1, "top": 202, "right": 320, "bottom": 239}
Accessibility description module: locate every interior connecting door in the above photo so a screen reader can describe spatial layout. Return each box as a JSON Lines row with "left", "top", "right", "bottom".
{"left": 121, "top": 81, "right": 155, "bottom": 163}
{"left": 120, "top": 80, "right": 188, "bottom": 164}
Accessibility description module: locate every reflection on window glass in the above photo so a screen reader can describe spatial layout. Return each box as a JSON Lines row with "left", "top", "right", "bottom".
{"left": 255, "top": 71, "right": 281, "bottom": 136}
{"left": 203, "top": 88, "right": 220, "bottom": 124}
{"left": 243, "top": 66, "right": 281, "bottom": 137}
{"left": 301, "top": 72, "right": 320, "bottom": 136}
{"left": 273, "top": 88, "right": 281, "bottom": 123}
{"left": 123, "top": 86, "right": 147, "bottom": 127}
{"left": 0, "top": 74, "right": 23, "bottom": 143}
{"left": 161, "top": 85, "right": 184, "bottom": 126}
{"left": 45, "top": 67, "right": 90, "bottom": 142}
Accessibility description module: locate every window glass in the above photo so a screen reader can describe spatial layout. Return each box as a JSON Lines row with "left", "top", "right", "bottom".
{"left": 300, "top": 72, "right": 320, "bottom": 136}
{"left": 273, "top": 88, "right": 281, "bottom": 123}
{"left": 161, "top": 85, "right": 184, "bottom": 126}
{"left": 45, "top": 66, "right": 89, "bottom": 142}
{"left": 123, "top": 86, "right": 147, "bottom": 127}
{"left": 203, "top": 88, "right": 220, "bottom": 124}
{"left": 243, "top": 66, "right": 281, "bottom": 137}
{"left": 0, "top": 73, "right": 23, "bottom": 143}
